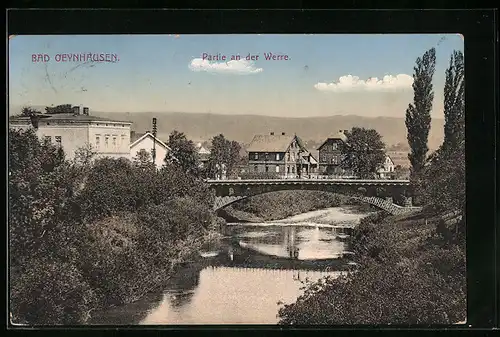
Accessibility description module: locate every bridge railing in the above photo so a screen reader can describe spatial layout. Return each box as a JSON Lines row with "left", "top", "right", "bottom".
{"left": 206, "top": 178, "right": 411, "bottom": 184}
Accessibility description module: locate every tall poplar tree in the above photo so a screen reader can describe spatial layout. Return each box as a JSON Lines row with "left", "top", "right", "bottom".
{"left": 443, "top": 50, "right": 465, "bottom": 153}
{"left": 405, "top": 48, "right": 436, "bottom": 178}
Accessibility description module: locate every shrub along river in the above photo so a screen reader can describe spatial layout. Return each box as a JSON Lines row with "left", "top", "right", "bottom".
{"left": 90, "top": 206, "right": 374, "bottom": 325}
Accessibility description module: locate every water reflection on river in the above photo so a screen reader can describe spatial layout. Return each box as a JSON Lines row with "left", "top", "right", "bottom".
{"left": 90, "top": 206, "right": 369, "bottom": 325}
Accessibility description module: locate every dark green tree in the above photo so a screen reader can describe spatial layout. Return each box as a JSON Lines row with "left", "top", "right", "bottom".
{"left": 164, "top": 130, "right": 200, "bottom": 177}
{"left": 20, "top": 106, "right": 41, "bottom": 117}
{"left": 420, "top": 50, "right": 465, "bottom": 241}
{"left": 207, "top": 134, "right": 242, "bottom": 179}
{"left": 73, "top": 143, "right": 97, "bottom": 167}
{"left": 340, "top": 127, "right": 386, "bottom": 179}
{"left": 405, "top": 48, "right": 436, "bottom": 178}
{"left": 133, "top": 148, "right": 156, "bottom": 172}
{"left": 19, "top": 106, "right": 43, "bottom": 129}
{"left": 443, "top": 50, "right": 465, "bottom": 153}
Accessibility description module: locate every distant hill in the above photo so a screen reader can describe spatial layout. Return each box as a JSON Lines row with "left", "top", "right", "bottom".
{"left": 8, "top": 106, "right": 445, "bottom": 150}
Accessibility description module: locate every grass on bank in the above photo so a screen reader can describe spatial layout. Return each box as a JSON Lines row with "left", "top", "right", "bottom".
{"left": 223, "top": 190, "right": 356, "bottom": 222}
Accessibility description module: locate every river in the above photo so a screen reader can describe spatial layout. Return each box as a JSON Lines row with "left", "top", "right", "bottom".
{"left": 89, "top": 205, "right": 372, "bottom": 325}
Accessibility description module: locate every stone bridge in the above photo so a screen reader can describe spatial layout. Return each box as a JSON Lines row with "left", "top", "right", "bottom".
{"left": 206, "top": 179, "right": 419, "bottom": 216}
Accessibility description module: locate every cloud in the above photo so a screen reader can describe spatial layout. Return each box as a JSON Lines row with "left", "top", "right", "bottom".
{"left": 188, "top": 58, "right": 263, "bottom": 75}
{"left": 314, "top": 74, "right": 413, "bottom": 92}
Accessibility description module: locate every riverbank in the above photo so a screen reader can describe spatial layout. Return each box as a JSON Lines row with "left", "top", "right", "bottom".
{"left": 277, "top": 210, "right": 466, "bottom": 324}
{"left": 83, "top": 216, "right": 224, "bottom": 322}
{"left": 89, "top": 208, "right": 359, "bottom": 325}
{"left": 222, "top": 190, "right": 365, "bottom": 223}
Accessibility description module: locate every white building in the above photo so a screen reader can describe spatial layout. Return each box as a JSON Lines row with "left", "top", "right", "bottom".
{"left": 9, "top": 105, "right": 132, "bottom": 161}
{"left": 378, "top": 154, "right": 395, "bottom": 179}
{"left": 130, "top": 132, "right": 170, "bottom": 169}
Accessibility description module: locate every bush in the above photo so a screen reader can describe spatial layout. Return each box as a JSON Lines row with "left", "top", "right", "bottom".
{"left": 278, "top": 258, "right": 465, "bottom": 325}
{"left": 79, "top": 219, "right": 149, "bottom": 306}
{"left": 76, "top": 158, "right": 141, "bottom": 221}
{"left": 10, "top": 258, "right": 96, "bottom": 325}
{"left": 421, "top": 145, "right": 464, "bottom": 215}
{"left": 75, "top": 158, "right": 215, "bottom": 223}
{"left": 138, "top": 197, "right": 213, "bottom": 243}
{"left": 9, "top": 129, "right": 72, "bottom": 262}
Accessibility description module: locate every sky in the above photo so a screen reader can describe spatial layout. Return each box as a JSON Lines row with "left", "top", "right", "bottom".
{"left": 8, "top": 34, "right": 464, "bottom": 118}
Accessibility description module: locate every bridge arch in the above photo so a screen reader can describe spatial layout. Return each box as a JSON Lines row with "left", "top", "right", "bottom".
{"left": 207, "top": 179, "right": 417, "bottom": 216}
{"left": 213, "top": 189, "right": 412, "bottom": 216}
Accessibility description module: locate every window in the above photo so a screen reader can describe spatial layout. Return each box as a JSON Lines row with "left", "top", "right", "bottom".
{"left": 287, "top": 153, "right": 291, "bottom": 161}
{"left": 96, "top": 136, "right": 101, "bottom": 148}
{"left": 287, "top": 166, "right": 290, "bottom": 173}
{"left": 254, "top": 153, "right": 258, "bottom": 160}
{"left": 292, "top": 166, "right": 295, "bottom": 173}
{"left": 265, "top": 153, "right": 269, "bottom": 161}
{"left": 291, "top": 153, "right": 295, "bottom": 161}
{"left": 55, "top": 136, "right": 62, "bottom": 146}
{"left": 44, "top": 136, "right": 51, "bottom": 142}
{"left": 121, "top": 135, "right": 125, "bottom": 146}
{"left": 254, "top": 165, "right": 258, "bottom": 172}
{"left": 265, "top": 166, "right": 269, "bottom": 172}
{"left": 332, "top": 143, "right": 337, "bottom": 150}
{"left": 112, "top": 136, "right": 117, "bottom": 147}
{"left": 276, "top": 165, "right": 280, "bottom": 173}
{"left": 276, "top": 153, "right": 280, "bottom": 160}
{"left": 105, "top": 136, "right": 109, "bottom": 148}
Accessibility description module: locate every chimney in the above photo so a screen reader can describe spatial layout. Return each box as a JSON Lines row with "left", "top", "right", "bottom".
{"left": 72, "top": 106, "right": 80, "bottom": 116}
{"left": 83, "top": 107, "right": 89, "bottom": 115}
{"left": 270, "top": 132, "right": 274, "bottom": 135}
{"left": 282, "top": 132, "right": 286, "bottom": 135}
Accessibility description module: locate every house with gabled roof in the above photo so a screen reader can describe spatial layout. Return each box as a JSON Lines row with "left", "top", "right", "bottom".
{"left": 246, "top": 132, "right": 318, "bottom": 178}
{"left": 317, "top": 130, "right": 348, "bottom": 176}
{"left": 130, "top": 131, "right": 170, "bottom": 169}
{"left": 378, "top": 154, "right": 396, "bottom": 179}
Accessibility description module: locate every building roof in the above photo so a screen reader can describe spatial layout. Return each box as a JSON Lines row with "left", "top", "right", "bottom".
{"left": 246, "top": 134, "right": 306, "bottom": 152}
{"left": 9, "top": 113, "right": 132, "bottom": 124}
{"left": 317, "top": 132, "right": 347, "bottom": 150}
{"left": 196, "top": 143, "right": 211, "bottom": 155}
{"left": 129, "top": 132, "right": 170, "bottom": 150}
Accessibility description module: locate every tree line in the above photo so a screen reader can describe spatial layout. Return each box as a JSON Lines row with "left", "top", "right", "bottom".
{"left": 135, "top": 130, "right": 245, "bottom": 180}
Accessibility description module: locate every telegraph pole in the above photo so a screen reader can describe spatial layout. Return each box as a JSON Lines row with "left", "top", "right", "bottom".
{"left": 152, "top": 118, "right": 157, "bottom": 166}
